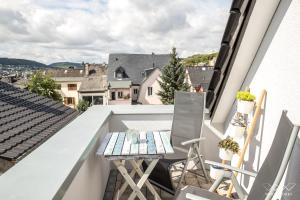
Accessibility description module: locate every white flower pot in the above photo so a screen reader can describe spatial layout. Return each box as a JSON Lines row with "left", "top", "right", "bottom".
{"left": 219, "top": 148, "right": 234, "bottom": 161}
{"left": 210, "top": 165, "right": 224, "bottom": 180}
{"left": 228, "top": 124, "right": 246, "bottom": 139}
{"left": 237, "top": 100, "right": 255, "bottom": 114}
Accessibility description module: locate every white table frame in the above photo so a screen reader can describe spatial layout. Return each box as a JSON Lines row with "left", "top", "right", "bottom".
{"left": 113, "top": 159, "right": 161, "bottom": 200}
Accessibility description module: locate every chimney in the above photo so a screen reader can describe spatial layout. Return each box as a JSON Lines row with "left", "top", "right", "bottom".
{"left": 84, "top": 63, "right": 89, "bottom": 76}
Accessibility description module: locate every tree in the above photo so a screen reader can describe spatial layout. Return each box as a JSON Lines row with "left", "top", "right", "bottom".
{"left": 27, "top": 71, "right": 62, "bottom": 101}
{"left": 158, "top": 47, "right": 190, "bottom": 104}
{"left": 76, "top": 100, "right": 90, "bottom": 112}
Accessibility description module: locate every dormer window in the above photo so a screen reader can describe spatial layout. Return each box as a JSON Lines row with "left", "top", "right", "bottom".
{"left": 115, "top": 66, "right": 128, "bottom": 80}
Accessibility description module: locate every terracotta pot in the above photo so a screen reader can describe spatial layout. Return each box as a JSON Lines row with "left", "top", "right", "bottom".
{"left": 237, "top": 100, "right": 255, "bottom": 114}
{"left": 219, "top": 148, "right": 234, "bottom": 161}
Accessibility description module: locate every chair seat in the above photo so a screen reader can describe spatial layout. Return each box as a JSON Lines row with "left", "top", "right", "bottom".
{"left": 176, "top": 186, "right": 231, "bottom": 200}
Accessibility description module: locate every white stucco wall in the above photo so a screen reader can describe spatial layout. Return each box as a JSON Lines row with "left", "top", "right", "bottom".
{"left": 229, "top": 0, "right": 300, "bottom": 198}
{"left": 138, "top": 69, "right": 162, "bottom": 105}
{"left": 58, "top": 81, "right": 81, "bottom": 107}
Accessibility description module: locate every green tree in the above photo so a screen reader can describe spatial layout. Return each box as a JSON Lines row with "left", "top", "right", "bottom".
{"left": 76, "top": 100, "right": 90, "bottom": 112}
{"left": 158, "top": 47, "right": 190, "bottom": 104}
{"left": 27, "top": 71, "right": 62, "bottom": 101}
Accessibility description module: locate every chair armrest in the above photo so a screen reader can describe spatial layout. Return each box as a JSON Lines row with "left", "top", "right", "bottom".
{"left": 205, "top": 160, "right": 257, "bottom": 177}
{"left": 181, "top": 137, "right": 206, "bottom": 146}
{"left": 173, "top": 146, "right": 188, "bottom": 154}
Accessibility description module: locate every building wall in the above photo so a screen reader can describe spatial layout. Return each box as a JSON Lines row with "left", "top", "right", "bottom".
{"left": 57, "top": 81, "right": 82, "bottom": 108}
{"left": 226, "top": 0, "right": 300, "bottom": 197}
{"left": 138, "top": 69, "right": 162, "bottom": 105}
{"left": 131, "top": 85, "right": 140, "bottom": 102}
{"left": 108, "top": 88, "right": 131, "bottom": 105}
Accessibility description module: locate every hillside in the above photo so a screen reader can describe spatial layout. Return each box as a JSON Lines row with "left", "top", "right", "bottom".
{"left": 182, "top": 52, "right": 218, "bottom": 66}
{"left": 0, "top": 58, "right": 47, "bottom": 68}
{"left": 49, "top": 62, "right": 82, "bottom": 69}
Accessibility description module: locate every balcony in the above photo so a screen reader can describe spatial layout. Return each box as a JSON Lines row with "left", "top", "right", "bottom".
{"left": 0, "top": 105, "right": 222, "bottom": 200}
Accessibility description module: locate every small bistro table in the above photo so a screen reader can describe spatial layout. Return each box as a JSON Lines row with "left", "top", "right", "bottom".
{"left": 97, "top": 131, "right": 174, "bottom": 200}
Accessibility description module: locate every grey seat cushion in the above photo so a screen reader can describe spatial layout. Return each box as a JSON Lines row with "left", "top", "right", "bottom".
{"left": 176, "top": 186, "right": 231, "bottom": 200}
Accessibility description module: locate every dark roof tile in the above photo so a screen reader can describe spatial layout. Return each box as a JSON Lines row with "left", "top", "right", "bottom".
{"left": 0, "top": 81, "right": 79, "bottom": 161}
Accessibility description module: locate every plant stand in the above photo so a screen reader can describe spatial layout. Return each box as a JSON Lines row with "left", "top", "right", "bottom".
{"left": 225, "top": 89, "right": 267, "bottom": 197}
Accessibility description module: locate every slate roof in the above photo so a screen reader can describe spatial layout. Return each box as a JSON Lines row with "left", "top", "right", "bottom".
{"left": 107, "top": 53, "right": 170, "bottom": 85}
{"left": 0, "top": 81, "right": 79, "bottom": 161}
{"left": 186, "top": 67, "right": 214, "bottom": 91}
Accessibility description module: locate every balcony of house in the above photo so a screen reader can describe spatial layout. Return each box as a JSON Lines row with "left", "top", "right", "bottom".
{"left": 0, "top": 105, "right": 223, "bottom": 200}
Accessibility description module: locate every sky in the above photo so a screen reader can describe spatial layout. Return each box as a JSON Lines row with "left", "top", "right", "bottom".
{"left": 0, "top": 0, "right": 231, "bottom": 64}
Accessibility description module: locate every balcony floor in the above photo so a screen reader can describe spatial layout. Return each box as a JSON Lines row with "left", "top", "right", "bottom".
{"left": 103, "top": 161, "right": 213, "bottom": 200}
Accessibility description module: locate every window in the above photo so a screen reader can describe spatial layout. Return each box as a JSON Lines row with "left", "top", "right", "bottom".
{"left": 64, "top": 97, "right": 75, "bottom": 105}
{"left": 83, "top": 96, "right": 103, "bottom": 105}
{"left": 83, "top": 96, "right": 92, "bottom": 105}
{"left": 115, "top": 67, "right": 129, "bottom": 79}
{"left": 118, "top": 91, "right": 123, "bottom": 98}
{"left": 93, "top": 96, "right": 103, "bottom": 105}
{"left": 134, "top": 88, "right": 138, "bottom": 94}
{"left": 148, "top": 87, "right": 153, "bottom": 96}
{"left": 68, "top": 84, "right": 77, "bottom": 91}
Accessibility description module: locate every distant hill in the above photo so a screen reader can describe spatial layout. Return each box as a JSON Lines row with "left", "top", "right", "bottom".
{"left": 182, "top": 52, "right": 218, "bottom": 66}
{"left": 49, "top": 62, "right": 82, "bottom": 69}
{"left": 0, "top": 58, "right": 47, "bottom": 68}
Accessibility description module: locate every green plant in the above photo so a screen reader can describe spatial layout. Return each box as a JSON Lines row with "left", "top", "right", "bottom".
{"left": 236, "top": 91, "right": 256, "bottom": 102}
{"left": 27, "top": 71, "right": 62, "bottom": 101}
{"left": 158, "top": 47, "right": 190, "bottom": 104}
{"left": 218, "top": 137, "right": 240, "bottom": 154}
{"left": 124, "top": 94, "right": 130, "bottom": 99}
{"left": 77, "top": 100, "right": 90, "bottom": 112}
{"left": 231, "top": 115, "right": 246, "bottom": 127}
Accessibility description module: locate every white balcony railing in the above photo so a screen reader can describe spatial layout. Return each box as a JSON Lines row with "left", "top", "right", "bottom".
{"left": 0, "top": 105, "right": 222, "bottom": 200}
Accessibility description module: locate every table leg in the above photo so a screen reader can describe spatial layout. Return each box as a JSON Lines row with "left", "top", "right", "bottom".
{"left": 113, "top": 160, "right": 147, "bottom": 200}
{"left": 115, "top": 160, "right": 143, "bottom": 200}
{"left": 128, "top": 159, "right": 159, "bottom": 200}
{"left": 129, "top": 160, "right": 161, "bottom": 200}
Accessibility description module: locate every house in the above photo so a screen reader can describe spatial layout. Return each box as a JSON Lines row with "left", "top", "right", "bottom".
{"left": 185, "top": 66, "right": 214, "bottom": 92}
{"left": 137, "top": 68, "right": 163, "bottom": 104}
{"left": 0, "top": 0, "right": 299, "bottom": 199}
{"left": 107, "top": 53, "right": 170, "bottom": 104}
{"left": 46, "top": 63, "right": 108, "bottom": 108}
{"left": 0, "top": 81, "right": 79, "bottom": 173}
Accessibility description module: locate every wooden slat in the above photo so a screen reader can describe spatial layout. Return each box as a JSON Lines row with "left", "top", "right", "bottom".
{"left": 139, "top": 131, "right": 147, "bottom": 154}
{"left": 130, "top": 133, "right": 139, "bottom": 155}
{"left": 153, "top": 131, "right": 165, "bottom": 154}
{"left": 122, "top": 133, "right": 131, "bottom": 155}
{"left": 113, "top": 132, "right": 126, "bottom": 155}
{"left": 159, "top": 131, "right": 174, "bottom": 154}
{"left": 104, "top": 132, "right": 119, "bottom": 155}
{"left": 96, "top": 132, "right": 112, "bottom": 155}
{"left": 146, "top": 131, "right": 156, "bottom": 154}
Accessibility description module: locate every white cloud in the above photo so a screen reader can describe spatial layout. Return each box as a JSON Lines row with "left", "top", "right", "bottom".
{"left": 0, "top": 0, "right": 231, "bottom": 64}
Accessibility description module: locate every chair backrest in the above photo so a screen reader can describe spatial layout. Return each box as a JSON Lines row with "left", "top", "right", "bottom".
{"left": 171, "top": 91, "right": 206, "bottom": 149}
{"left": 248, "top": 110, "right": 299, "bottom": 200}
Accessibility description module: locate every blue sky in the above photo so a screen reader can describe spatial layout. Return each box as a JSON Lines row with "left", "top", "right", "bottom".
{"left": 0, "top": 0, "right": 231, "bottom": 64}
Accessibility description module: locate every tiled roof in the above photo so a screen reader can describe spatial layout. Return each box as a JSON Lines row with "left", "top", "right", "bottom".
{"left": 78, "top": 77, "right": 107, "bottom": 92}
{"left": 107, "top": 53, "right": 170, "bottom": 85}
{"left": 0, "top": 81, "right": 79, "bottom": 161}
{"left": 46, "top": 69, "right": 85, "bottom": 77}
{"left": 186, "top": 67, "right": 214, "bottom": 91}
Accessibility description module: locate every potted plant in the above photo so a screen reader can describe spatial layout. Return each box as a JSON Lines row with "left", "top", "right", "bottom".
{"left": 228, "top": 115, "right": 246, "bottom": 138}
{"left": 218, "top": 137, "right": 240, "bottom": 161}
{"left": 236, "top": 91, "right": 256, "bottom": 114}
